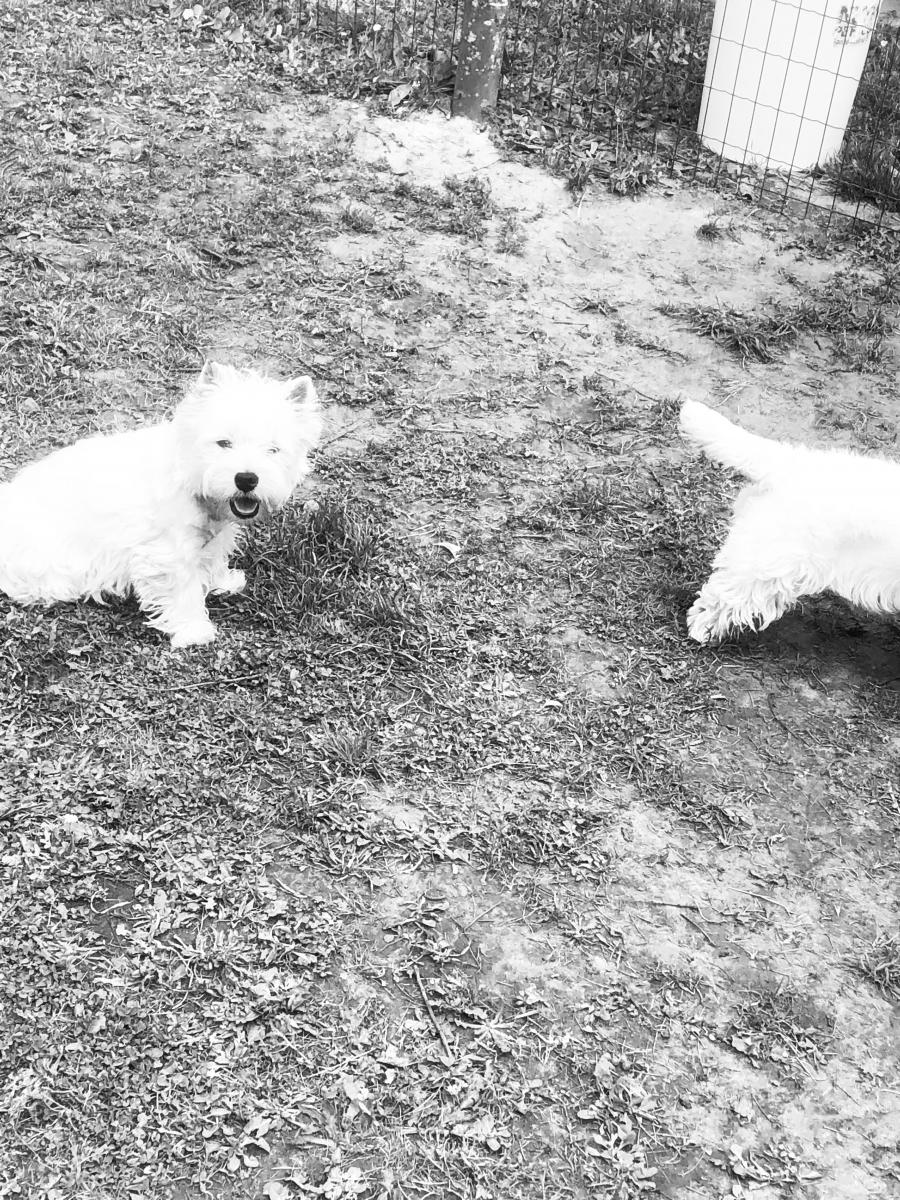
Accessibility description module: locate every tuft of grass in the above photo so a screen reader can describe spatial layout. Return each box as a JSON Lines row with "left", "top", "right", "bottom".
{"left": 393, "top": 178, "right": 442, "bottom": 207}
{"left": 825, "top": 136, "right": 900, "bottom": 213}
{"left": 341, "top": 204, "right": 378, "bottom": 233}
{"left": 240, "top": 495, "right": 439, "bottom": 670}
{"left": 559, "top": 478, "right": 615, "bottom": 522}
{"left": 726, "top": 988, "right": 834, "bottom": 1072}
{"left": 581, "top": 374, "right": 632, "bottom": 433}
{"left": 788, "top": 267, "right": 897, "bottom": 370}
{"left": 444, "top": 173, "right": 493, "bottom": 238}
{"left": 315, "top": 722, "right": 384, "bottom": 779}
{"left": 857, "top": 932, "right": 900, "bottom": 1001}
{"left": 479, "top": 795, "right": 611, "bottom": 880}
{"left": 565, "top": 150, "right": 597, "bottom": 196}
{"left": 242, "top": 496, "right": 380, "bottom": 618}
{"left": 672, "top": 301, "right": 800, "bottom": 363}
{"left": 668, "top": 268, "right": 897, "bottom": 369}
{"left": 365, "top": 257, "right": 421, "bottom": 299}
{"left": 696, "top": 218, "right": 724, "bottom": 240}
{"left": 696, "top": 215, "right": 738, "bottom": 241}
{"left": 497, "top": 211, "right": 526, "bottom": 255}
{"left": 608, "top": 152, "right": 659, "bottom": 197}
{"left": 391, "top": 174, "right": 497, "bottom": 241}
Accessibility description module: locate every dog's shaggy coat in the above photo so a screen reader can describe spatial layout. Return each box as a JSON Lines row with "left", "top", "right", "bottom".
{"left": 0, "top": 362, "right": 321, "bottom": 646}
{"left": 680, "top": 399, "right": 900, "bottom": 642}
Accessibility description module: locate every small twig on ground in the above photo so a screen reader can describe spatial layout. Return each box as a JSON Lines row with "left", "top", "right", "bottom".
{"left": 732, "top": 887, "right": 793, "bottom": 912}
{"left": 683, "top": 915, "right": 716, "bottom": 945}
{"left": 150, "top": 672, "right": 263, "bottom": 694}
{"left": 413, "top": 966, "right": 453, "bottom": 1059}
{"left": 273, "top": 876, "right": 308, "bottom": 903}
{"left": 318, "top": 418, "right": 369, "bottom": 451}
{"left": 459, "top": 900, "right": 505, "bottom": 932}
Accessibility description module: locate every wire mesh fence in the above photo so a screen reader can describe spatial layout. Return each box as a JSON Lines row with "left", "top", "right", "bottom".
{"left": 259, "top": 0, "right": 900, "bottom": 229}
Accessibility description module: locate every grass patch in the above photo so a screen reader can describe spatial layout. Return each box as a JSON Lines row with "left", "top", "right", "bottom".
{"left": 790, "top": 267, "right": 898, "bottom": 369}
{"left": 671, "top": 301, "right": 800, "bottom": 363}
{"left": 726, "top": 989, "right": 834, "bottom": 1073}
{"left": 857, "top": 932, "right": 900, "bottom": 1001}
{"left": 696, "top": 215, "right": 738, "bottom": 241}
{"left": 1, "top": 5, "right": 897, "bottom": 1197}
{"left": 390, "top": 173, "right": 496, "bottom": 241}
{"left": 478, "top": 793, "right": 611, "bottom": 880}
{"left": 341, "top": 203, "right": 378, "bottom": 233}
{"left": 825, "top": 137, "right": 900, "bottom": 212}
{"left": 560, "top": 477, "right": 616, "bottom": 521}
{"left": 609, "top": 152, "right": 660, "bottom": 198}
{"left": 243, "top": 496, "right": 381, "bottom": 616}
{"left": 497, "top": 211, "right": 526, "bottom": 255}
{"left": 444, "top": 173, "right": 493, "bottom": 239}
{"left": 668, "top": 266, "right": 899, "bottom": 369}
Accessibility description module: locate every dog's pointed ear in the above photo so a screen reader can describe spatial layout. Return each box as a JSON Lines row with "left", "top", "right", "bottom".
{"left": 285, "top": 376, "right": 322, "bottom": 455}
{"left": 284, "top": 375, "right": 316, "bottom": 408}
{"left": 198, "top": 360, "right": 228, "bottom": 387}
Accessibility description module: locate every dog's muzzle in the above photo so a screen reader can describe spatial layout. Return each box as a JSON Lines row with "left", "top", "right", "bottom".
{"left": 229, "top": 493, "right": 261, "bottom": 521}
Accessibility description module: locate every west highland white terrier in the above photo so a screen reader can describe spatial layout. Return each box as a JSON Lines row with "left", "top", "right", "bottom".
{"left": 0, "top": 362, "right": 321, "bottom": 647}
{"left": 680, "top": 399, "right": 900, "bottom": 643}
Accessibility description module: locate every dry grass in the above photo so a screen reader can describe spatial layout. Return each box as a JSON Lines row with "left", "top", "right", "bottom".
{"left": 669, "top": 266, "right": 898, "bottom": 370}
{"left": 857, "top": 932, "right": 900, "bottom": 1001}
{"left": 1, "top": 5, "right": 898, "bottom": 1199}
{"left": 672, "top": 301, "right": 800, "bottom": 363}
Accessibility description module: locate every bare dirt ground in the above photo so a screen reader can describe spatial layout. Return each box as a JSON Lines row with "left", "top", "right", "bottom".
{"left": 1, "top": 5, "right": 900, "bottom": 1199}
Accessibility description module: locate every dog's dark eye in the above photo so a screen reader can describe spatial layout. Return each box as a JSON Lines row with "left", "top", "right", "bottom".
{"left": 216, "top": 439, "right": 233, "bottom": 449}
{"left": 268, "top": 446, "right": 280, "bottom": 455}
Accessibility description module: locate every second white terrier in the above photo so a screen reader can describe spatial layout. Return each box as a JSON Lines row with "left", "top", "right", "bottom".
{"left": 680, "top": 400, "right": 900, "bottom": 643}
{"left": 0, "top": 362, "right": 321, "bottom": 647}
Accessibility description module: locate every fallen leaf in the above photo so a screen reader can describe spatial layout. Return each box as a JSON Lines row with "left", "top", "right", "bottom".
{"left": 388, "top": 82, "right": 414, "bottom": 108}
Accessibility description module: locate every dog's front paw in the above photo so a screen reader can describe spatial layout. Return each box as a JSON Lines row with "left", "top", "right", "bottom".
{"left": 210, "top": 568, "right": 246, "bottom": 595}
{"left": 170, "top": 621, "right": 217, "bottom": 649}
{"left": 686, "top": 603, "right": 715, "bottom": 644}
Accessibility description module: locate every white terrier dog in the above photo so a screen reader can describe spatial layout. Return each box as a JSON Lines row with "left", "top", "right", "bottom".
{"left": 680, "top": 399, "right": 900, "bottom": 643}
{"left": 0, "top": 362, "right": 321, "bottom": 647}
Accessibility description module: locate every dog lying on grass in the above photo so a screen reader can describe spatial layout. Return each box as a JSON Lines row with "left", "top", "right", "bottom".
{"left": 680, "top": 399, "right": 900, "bottom": 643}
{"left": 0, "top": 362, "right": 321, "bottom": 647}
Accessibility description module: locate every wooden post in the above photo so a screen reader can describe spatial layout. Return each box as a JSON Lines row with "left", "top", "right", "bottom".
{"left": 452, "top": 0, "right": 509, "bottom": 122}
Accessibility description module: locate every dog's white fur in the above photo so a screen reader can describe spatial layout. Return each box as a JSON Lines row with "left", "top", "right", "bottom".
{"left": 0, "top": 362, "right": 321, "bottom": 647}
{"left": 680, "top": 399, "right": 900, "bottom": 643}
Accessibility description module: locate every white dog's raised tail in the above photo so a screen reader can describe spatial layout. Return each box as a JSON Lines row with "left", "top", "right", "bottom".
{"left": 679, "top": 400, "right": 791, "bottom": 481}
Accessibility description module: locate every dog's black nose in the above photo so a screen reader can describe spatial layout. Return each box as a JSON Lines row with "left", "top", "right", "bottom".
{"left": 234, "top": 472, "right": 259, "bottom": 494}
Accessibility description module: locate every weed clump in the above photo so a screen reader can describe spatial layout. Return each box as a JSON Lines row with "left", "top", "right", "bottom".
{"left": 497, "top": 211, "right": 526, "bottom": 254}
{"left": 243, "top": 496, "right": 380, "bottom": 619}
{"left": 342, "top": 205, "right": 377, "bottom": 233}
{"left": 825, "top": 137, "right": 900, "bottom": 213}
{"left": 674, "top": 302, "right": 800, "bottom": 363}
{"left": 667, "top": 266, "right": 898, "bottom": 369}
{"left": 696, "top": 215, "right": 738, "bottom": 241}
{"left": 609, "top": 152, "right": 659, "bottom": 197}
{"left": 444, "top": 173, "right": 493, "bottom": 238}
{"left": 857, "top": 932, "right": 900, "bottom": 1001}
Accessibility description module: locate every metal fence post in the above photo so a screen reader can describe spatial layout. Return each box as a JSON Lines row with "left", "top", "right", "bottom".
{"left": 452, "top": 0, "right": 509, "bottom": 122}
